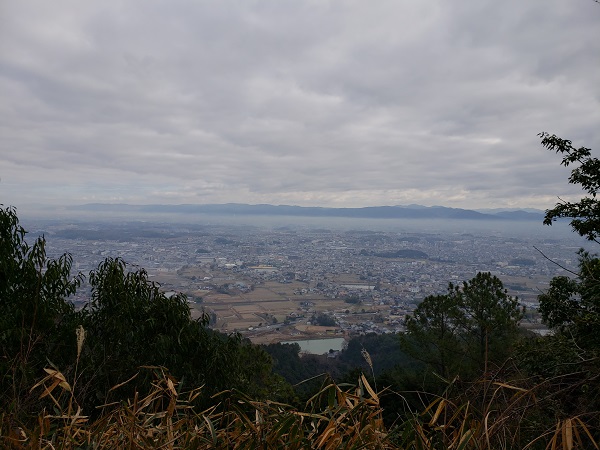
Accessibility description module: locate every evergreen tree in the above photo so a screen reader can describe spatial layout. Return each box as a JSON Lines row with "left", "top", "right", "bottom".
{"left": 402, "top": 292, "right": 463, "bottom": 379}
{"left": 460, "top": 272, "right": 522, "bottom": 372}
{"left": 403, "top": 273, "right": 521, "bottom": 380}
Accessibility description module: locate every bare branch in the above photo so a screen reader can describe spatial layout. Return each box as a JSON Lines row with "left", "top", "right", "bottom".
{"left": 532, "top": 245, "right": 580, "bottom": 277}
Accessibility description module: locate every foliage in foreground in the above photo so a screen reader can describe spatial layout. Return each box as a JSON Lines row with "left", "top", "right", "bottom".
{"left": 2, "top": 362, "right": 599, "bottom": 449}
{"left": 0, "top": 204, "right": 287, "bottom": 416}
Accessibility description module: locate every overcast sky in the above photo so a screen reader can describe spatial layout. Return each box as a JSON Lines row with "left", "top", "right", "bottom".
{"left": 1, "top": 0, "right": 599, "bottom": 211}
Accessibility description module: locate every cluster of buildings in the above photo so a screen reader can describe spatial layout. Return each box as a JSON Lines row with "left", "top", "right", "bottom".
{"left": 33, "top": 217, "right": 591, "bottom": 341}
{"left": 28, "top": 216, "right": 582, "bottom": 340}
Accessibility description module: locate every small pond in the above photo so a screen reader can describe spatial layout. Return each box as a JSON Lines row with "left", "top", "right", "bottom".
{"left": 281, "top": 337, "right": 346, "bottom": 355}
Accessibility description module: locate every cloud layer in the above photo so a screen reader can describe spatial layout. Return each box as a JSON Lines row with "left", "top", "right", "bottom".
{"left": 1, "top": 0, "right": 599, "bottom": 209}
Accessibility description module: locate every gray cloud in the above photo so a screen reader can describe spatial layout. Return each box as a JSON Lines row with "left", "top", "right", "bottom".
{"left": 1, "top": 0, "right": 599, "bottom": 210}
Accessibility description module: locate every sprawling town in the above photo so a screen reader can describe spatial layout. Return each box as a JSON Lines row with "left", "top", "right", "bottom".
{"left": 31, "top": 215, "right": 588, "bottom": 351}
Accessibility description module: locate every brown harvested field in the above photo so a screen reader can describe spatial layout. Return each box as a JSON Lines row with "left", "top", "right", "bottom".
{"left": 156, "top": 268, "right": 366, "bottom": 342}
{"left": 249, "top": 287, "right": 286, "bottom": 300}
{"left": 259, "top": 300, "right": 297, "bottom": 309}
{"left": 189, "top": 283, "right": 357, "bottom": 339}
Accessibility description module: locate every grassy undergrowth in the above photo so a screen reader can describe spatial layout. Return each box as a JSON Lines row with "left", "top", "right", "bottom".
{"left": 2, "top": 360, "right": 598, "bottom": 449}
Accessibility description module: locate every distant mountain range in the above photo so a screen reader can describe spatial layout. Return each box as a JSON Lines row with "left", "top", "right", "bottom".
{"left": 70, "top": 203, "right": 546, "bottom": 221}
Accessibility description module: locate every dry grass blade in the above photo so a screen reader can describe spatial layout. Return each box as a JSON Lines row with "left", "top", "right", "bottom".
{"left": 108, "top": 371, "right": 139, "bottom": 393}
{"left": 456, "top": 428, "right": 474, "bottom": 450}
{"left": 545, "top": 416, "right": 599, "bottom": 450}
{"left": 572, "top": 417, "right": 599, "bottom": 450}
{"left": 428, "top": 399, "right": 446, "bottom": 427}
{"left": 563, "top": 418, "right": 573, "bottom": 450}
{"left": 492, "top": 381, "right": 528, "bottom": 393}
{"left": 30, "top": 368, "right": 71, "bottom": 397}
{"left": 360, "top": 374, "right": 379, "bottom": 403}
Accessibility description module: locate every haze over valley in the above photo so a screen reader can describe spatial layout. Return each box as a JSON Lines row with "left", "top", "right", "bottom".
{"left": 25, "top": 206, "right": 588, "bottom": 350}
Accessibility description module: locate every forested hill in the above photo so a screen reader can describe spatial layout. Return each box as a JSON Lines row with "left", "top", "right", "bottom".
{"left": 70, "top": 203, "right": 544, "bottom": 221}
